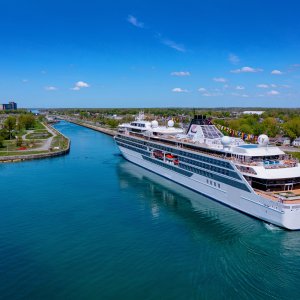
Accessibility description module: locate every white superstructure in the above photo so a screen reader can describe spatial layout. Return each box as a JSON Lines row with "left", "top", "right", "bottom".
{"left": 115, "top": 114, "right": 300, "bottom": 230}
{"left": 118, "top": 111, "right": 184, "bottom": 136}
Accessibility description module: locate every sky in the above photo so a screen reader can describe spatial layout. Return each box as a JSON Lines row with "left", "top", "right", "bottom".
{"left": 0, "top": 0, "right": 300, "bottom": 108}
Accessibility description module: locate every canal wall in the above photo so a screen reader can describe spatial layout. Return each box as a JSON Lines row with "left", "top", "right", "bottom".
{"left": 60, "top": 118, "right": 117, "bottom": 136}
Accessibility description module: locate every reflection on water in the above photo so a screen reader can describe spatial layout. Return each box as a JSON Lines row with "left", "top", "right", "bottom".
{"left": 116, "top": 160, "right": 300, "bottom": 299}
{"left": 117, "top": 161, "right": 255, "bottom": 236}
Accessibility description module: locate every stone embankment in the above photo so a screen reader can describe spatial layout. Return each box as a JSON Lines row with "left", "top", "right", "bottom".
{"left": 0, "top": 124, "right": 70, "bottom": 163}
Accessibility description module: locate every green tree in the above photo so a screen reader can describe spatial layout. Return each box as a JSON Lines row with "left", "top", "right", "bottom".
{"left": 0, "top": 136, "right": 4, "bottom": 148}
{"left": 262, "top": 117, "right": 279, "bottom": 137}
{"left": 4, "top": 116, "right": 17, "bottom": 139}
{"left": 16, "top": 136, "right": 23, "bottom": 147}
{"left": 18, "top": 114, "right": 36, "bottom": 129}
{"left": 283, "top": 118, "right": 300, "bottom": 140}
{"left": 106, "top": 119, "right": 119, "bottom": 128}
{"left": 0, "top": 129, "right": 10, "bottom": 140}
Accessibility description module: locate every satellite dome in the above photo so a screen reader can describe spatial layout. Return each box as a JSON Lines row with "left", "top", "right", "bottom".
{"left": 167, "top": 120, "right": 174, "bottom": 127}
{"left": 221, "top": 136, "right": 231, "bottom": 146}
{"left": 257, "top": 134, "right": 269, "bottom": 146}
{"left": 151, "top": 120, "right": 158, "bottom": 128}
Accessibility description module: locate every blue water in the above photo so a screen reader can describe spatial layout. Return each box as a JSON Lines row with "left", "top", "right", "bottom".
{"left": 1, "top": 121, "right": 300, "bottom": 300}
{"left": 238, "top": 144, "right": 258, "bottom": 149}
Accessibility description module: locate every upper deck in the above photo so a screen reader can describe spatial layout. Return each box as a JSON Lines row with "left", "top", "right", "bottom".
{"left": 118, "top": 130, "right": 298, "bottom": 172}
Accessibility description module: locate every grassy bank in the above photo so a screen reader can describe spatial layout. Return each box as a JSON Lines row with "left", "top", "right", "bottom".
{"left": 287, "top": 151, "right": 300, "bottom": 160}
{"left": 0, "top": 150, "right": 48, "bottom": 157}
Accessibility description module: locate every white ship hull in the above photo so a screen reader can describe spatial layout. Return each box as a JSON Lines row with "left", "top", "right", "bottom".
{"left": 118, "top": 145, "right": 300, "bottom": 230}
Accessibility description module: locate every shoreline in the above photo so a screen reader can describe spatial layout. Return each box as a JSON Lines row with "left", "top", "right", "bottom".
{"left": 58, "top": 117, "right": 117, "bottom": 136}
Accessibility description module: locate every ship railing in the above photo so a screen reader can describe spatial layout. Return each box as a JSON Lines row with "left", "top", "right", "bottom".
{"left": 125, "top": 132, "right": 299, "bottom": 168}
{"left": 253, "top": 189, "right": 280, "bottom": 201}
{"left": 232, "top": 156, "right": 298, "bottom": 169}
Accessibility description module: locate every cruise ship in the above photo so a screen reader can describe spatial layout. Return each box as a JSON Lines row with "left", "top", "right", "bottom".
{"left": 115, "top": 112, "right": 300, "bottom": 230}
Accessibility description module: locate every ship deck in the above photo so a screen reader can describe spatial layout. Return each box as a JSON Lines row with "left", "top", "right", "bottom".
{"left": 255, "top": 189, "right": 300, "bottom": 204}
{"left": 123, "top": 132, "right": 297, "bottom": 169}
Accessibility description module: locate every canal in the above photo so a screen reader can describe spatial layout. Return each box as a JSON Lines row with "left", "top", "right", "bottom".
{"left": 0, "top": 121, "right": 300, "bottom": 300}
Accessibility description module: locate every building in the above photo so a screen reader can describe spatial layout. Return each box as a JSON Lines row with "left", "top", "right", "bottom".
{"left": 0, "top": 102, "right": 17, "bottom": 110}
{"left": 242, "top": 111, "right": 265, "bottom": 115}
{"left": 292, "top": 138, "right": 300, "bottom": 147}
{"left": 275, "top": 137, "right": 291, "bottom": 146}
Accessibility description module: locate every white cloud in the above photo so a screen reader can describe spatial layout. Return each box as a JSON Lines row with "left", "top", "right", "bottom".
{"left": 257, "top": 84, "right": 269, "bottom": 88}
{"left": 231, "top": 66, "right": 263, "bottom": 73}
{"left": 270, "top": 84, "right": 277, "bottom": 88}
{"left": 71, "top": 81, "right": 90, "bottom": 90}
{"left": 223, "top": 84, "right": 229, "bottom": 89}
{"left": 171, "top": 71, "right": 190, "bottom": 76}
{"left": 267, "top": 90, "right": 280, "bottom": 95}
{"left": 76, "top": 81, "right": 90, "bottom": 88}
{"left": 198, "top": 87, "right": 206, "bottom": 92}
{"left": 161, "top": 39, "right": 185, "bottom": 52}
{"left": 271, "top": 70, "right": 283, "bottom": 75}
{"left": 45, "top": 86, "right": 57, "bottom": 91}
{"left": 213, "top": 77, "right": 227, "bottom": 83}
{"left": 172, "top": 87, "right": 188, "bottom": 93}
{"left": 229, "top": 53, "right": 240, "bottom": 65}
{"left": 127, "top": 15, "right": 144, "bottom": 28}
{"left": 235, "top": 85, "right": 245, "bottom": 90}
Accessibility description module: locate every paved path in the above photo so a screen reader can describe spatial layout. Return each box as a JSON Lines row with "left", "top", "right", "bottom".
{"left": 22, "top": 130, "right": 34, "bottom": 140}
{"left": 36, "top": 124, "right": 57, "bottom": 151}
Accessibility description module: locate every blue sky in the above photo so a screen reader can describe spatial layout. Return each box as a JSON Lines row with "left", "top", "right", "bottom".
{"left": 0, "top": 0, "right": 300, "bottom": 108}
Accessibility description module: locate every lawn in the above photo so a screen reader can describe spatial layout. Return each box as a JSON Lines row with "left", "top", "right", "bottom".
{"left": 26, "top": 132, "right": 52, "bottom": 139}
{"left": 2, "top": 140, "right": 44, "bottom": 151}
{"left": 0, "top": 150, "right": 48, "bottom": 156}
{"left": 51, "top": 135, "right": 69, "bottom": 149}
{"left": 287, "top": 151, "right": 300, "bottom": 160}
